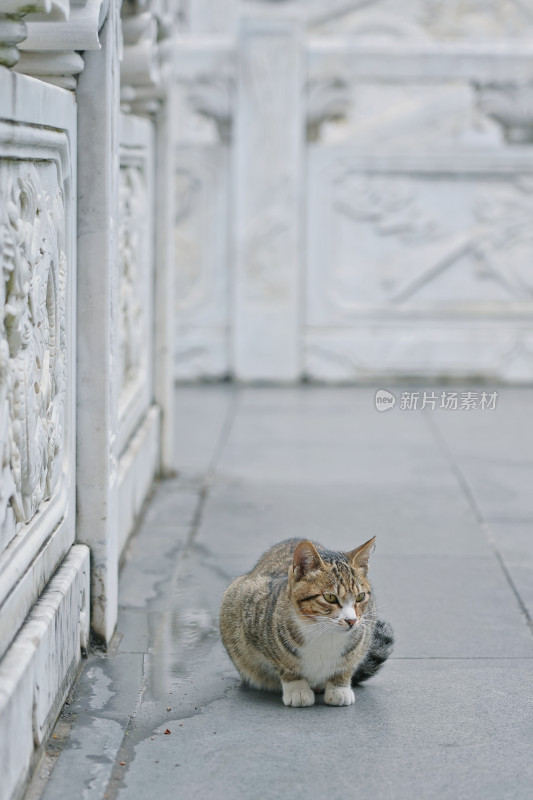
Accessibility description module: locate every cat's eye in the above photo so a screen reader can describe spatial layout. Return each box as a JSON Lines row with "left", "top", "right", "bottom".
{"left": 355, "top": 592, "right": 366, "bottom": 603}
{"left": 323, "top": 593, "right": 337, "bottom": 604}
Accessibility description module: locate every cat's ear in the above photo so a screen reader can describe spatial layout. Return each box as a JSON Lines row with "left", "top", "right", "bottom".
{"left": 347, "top": 537, "right": 376, "bottom": 575}
{"left": 292, "top": 541, "right": 324, "bottom": 579}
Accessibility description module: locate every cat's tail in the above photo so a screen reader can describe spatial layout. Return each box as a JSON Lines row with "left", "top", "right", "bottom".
{"left": 352, "top": 619, "right": 394, "bottom": 685}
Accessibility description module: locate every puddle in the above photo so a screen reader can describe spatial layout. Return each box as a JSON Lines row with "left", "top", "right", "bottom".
{"left": 85, "top": 665, "right": 114, "bottom": 711}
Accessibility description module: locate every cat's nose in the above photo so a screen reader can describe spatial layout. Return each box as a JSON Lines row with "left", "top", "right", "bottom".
{"left": 346, "top": 618, "right": 356, "bottom": 627}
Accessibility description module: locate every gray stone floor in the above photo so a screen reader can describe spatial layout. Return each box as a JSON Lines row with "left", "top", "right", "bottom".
{"left": 30, "top": 386, "right": 533, "bottom": 800}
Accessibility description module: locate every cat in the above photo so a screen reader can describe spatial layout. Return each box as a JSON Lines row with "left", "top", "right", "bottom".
{"left": 220, "top": 537, "right": 394, "bottom": 707}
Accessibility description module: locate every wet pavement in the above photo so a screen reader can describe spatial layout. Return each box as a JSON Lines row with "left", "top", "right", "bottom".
{"left": 30, "top": 386, "right": 533, "bottom": 800}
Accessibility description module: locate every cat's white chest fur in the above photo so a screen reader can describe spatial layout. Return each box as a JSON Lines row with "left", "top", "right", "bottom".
{"left": 298, "top": 628, "right": 351, "bottom": 689}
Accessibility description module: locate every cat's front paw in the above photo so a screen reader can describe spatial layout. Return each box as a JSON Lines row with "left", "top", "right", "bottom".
{"left": 324, "top": 685, "right": 355, "bottom": 707}
{"left": 282, "top": 679, "right": 315, "bottom": 708}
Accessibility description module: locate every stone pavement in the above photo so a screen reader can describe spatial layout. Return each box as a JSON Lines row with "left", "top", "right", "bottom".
{"left": 28, "top": 387, "right": 533, "bottom": 800}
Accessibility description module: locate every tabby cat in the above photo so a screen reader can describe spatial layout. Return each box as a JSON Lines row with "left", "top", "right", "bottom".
{"left": 220, "top": 537, "right": 393, "bottom": 707}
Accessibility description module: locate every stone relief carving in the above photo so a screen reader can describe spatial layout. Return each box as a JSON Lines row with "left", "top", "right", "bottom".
{"left": 314, "top": 9, "right": 430, "bottom": 40}
{"left": 477, "top": 83, "right": 533, "bottom": 144}
{"left": 118, "top": 165, "right": 147, "bottom": 404}
{"left": 419, "top": 0, "right": 533, "bottom": 40}
{"left": 323, "top": 172, "right": 533, "bottom": 311}
{"left": 313, "top": 0, "right": 533, "bottom": 39}
{"left": 311, "top": 80, "right": 503, "bottom": 148}
{"left": 335, "top": 173, "right": 443, "bottom": 244}
{"left": 187, "top": 77, "right": 234, "bottom": 145}
{"left": 173, "top": 77, "right": 234, "bottom": 146}
{"left": 0, "top": 162, "right": 66, "bottom": 539}
{"left": 472, "top": 178, "right": 533, "bottom": 298}
{"left": 307, "top": 77, "right": 351, "bottom": 142}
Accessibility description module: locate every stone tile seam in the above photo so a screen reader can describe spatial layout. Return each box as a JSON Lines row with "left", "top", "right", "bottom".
{"left": 185, "top": 386, "right": 242, "bottom": 551}
{"left": 425, "top": 411, "right": 533, "bottom": 638}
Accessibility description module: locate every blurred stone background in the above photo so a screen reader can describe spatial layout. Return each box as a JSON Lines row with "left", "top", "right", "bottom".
{"left": 173, "top": 0, "right": 533, "bottom": 383}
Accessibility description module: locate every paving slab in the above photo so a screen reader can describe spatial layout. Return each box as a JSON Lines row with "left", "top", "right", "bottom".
{"left": 196, "top": 483, "right": 490, "bottom": 558}
{"left": 217, "top": 406, "right": 458, "bottom": 489}
{"left": 485, "top": 521, "right": 533, "bottom": 621}
{"left": 430, "top": 389, "right": 533, "bottom": 522}
{"left": 173, "top": 385, "right": 236, "bottom": 477}
{"left": 32, "top": 387, "right": 533, "bottom": 800}
{"left": 115, "top": 660, "right": 533, "bottom": 800}
{"left": 371, "top": 556, "right": 533, "bottom": 658}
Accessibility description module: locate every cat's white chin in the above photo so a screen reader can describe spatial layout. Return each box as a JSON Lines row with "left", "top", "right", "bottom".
{"left": 324, "top": 685, "right": 355, "bottom": 706}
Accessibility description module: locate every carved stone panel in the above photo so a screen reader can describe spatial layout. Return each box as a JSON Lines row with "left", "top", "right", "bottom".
{"left": 312, "top": 0, "right": 533, "bottom": 40}
{"left": 306, "top": 149, "right": 533, "bottom": 381}
{"left": 116, "top": 114, "right": 159, "bottom": 559}
{"left": 303, "top": 0, "right": 533, "bottom": 383}
{"left": 118, "top": 115, "right": 155, "bottom": 455}
{"left": 0, "top": 159, "right": 67, "bottom": 550}
{"left": 174, "top": 147, "right": 230, "bottom": 380}
{"left": 0, "top": 72, "right": 76, "bottom": 662}
{"left": 118, "top": 166, "right": 149, "bottom": 412}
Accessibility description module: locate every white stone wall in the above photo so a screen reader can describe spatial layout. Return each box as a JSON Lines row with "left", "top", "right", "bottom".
{"left": 172, "top": 41, "right": 234, "bottom": 379}
{"left": 0, "top": 2, "right": 177, "bottom": 796}
{"left": 117, "top": 113, "right": 160, "bottom": 556}
{"left": 0, "top": 66, "right": 88, "bottom": 800}
{"left": 0, "top": 75, "right": 77, "bottom": 664}
{"left": 172, "top": 0, "right": 533, "bottom": 383}
{"left": 305, "top": 2, "right": 533, "bottom": 383}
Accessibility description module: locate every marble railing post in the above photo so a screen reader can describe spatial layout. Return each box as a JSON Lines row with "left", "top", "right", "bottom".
{"left": 233, "top": 13, "right": 304, "bottom": 381}
{"left": 75, "top": 0, "right": 121, "bottom": 645}
{"left": 120, "top": 1, "right": 176, "bottom": 476}
{"left": 154, "top": 79, "right": 177, "bottom": 474}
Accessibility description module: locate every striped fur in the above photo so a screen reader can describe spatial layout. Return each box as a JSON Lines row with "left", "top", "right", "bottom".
{"left": 220, "top": 538, "right": 393, "bottom": 706}
{"left": 352, "top": 619, "right": 395, "bottom": 685}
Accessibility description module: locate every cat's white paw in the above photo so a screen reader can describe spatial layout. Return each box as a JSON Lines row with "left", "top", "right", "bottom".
{"left": 282, "top": 679, "right": 315, "bottom": 708}
{"left": 324, "top": 685, "right": 355, "bottom": 707}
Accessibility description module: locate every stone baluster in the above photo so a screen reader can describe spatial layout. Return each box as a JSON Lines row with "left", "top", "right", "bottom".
{"left": 120, "top": 0, "right": 175, "bottom": 116}
{"left": 0, "top": 0, "right": 60, "bottom": 68}
{"left": 0, "top": 12, "right": 28, "bottom": 68}
{"left": 13, "top": 0, "right": 106, "bottom": 89}
{"left": 0, "top": 0, "right": 108, "bottom": 90}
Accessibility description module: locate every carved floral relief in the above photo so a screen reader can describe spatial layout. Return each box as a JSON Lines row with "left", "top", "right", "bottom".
{"left": 309, "top": 169, "right": 533, "bottom": 321}
{"left": 0, "top": 161, "right": 66, "bottom": 541}
{"left": 118, "top": 165, "right": 148, "bottom": 406}
{"left": 314, "top": 0, "right": 533, "bottom": 40}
